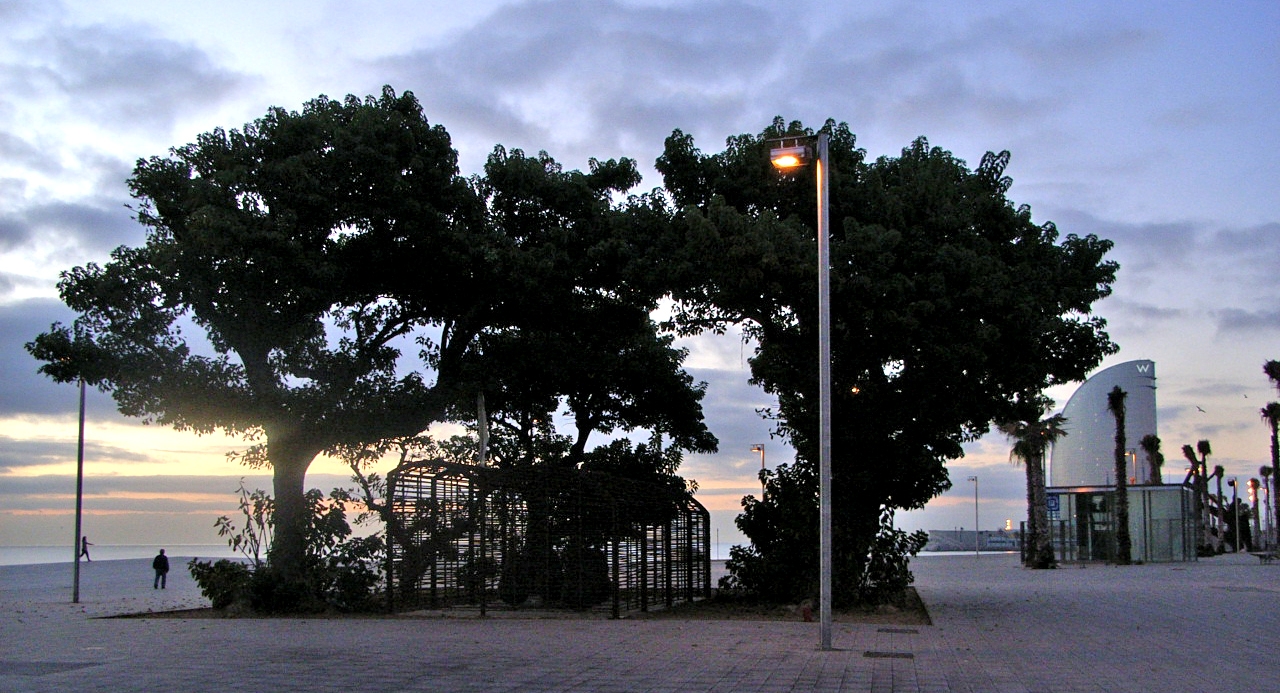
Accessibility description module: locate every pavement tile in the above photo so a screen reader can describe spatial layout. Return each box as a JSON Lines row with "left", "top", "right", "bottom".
{"left": 3, "top": 553, "right": 1278, "bottom": 691}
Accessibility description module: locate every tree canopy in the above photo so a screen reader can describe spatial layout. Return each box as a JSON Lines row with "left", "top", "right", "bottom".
{"left": 657, "top": 117, "right": 1118, "bottom": 601}
{"left": 27, "top": 87, "right": 710, "bottom": 579}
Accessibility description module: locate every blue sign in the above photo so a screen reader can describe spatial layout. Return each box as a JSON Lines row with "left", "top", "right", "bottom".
{"left": 1046, "top": 494, "right": 1060, "bottom": 512}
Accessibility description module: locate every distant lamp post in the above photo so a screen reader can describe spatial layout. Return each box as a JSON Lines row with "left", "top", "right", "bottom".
{"left": 770, "top": 132, "right": 832, "bottom": 651}
{"left": 73, "top": 377, "right": 86, "bottom": 604}
{"left": 1227, "top": 478, "right": 1240, "bottom": 552}
{"left": 751, "top": 444, "right": 766, "bottom": 497}
{"left": 968, "top": 476, "right": 979, "bottom": 558}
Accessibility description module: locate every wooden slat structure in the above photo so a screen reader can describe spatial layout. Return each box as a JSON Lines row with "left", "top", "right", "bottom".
{"left": 387, "top": 460, "right": 711, "bottom": 617}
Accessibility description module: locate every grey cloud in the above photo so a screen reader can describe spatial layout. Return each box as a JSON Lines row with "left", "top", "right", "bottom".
{"left": 0, "top": 472, "right": 353, "bottom": 511}
{"left": 0, "top": 298, "right": 120, "bottom": 420}
{"left": 0, "top": 197, "right": 138, "bottom": 254}
{"left": 0, "top": 432, "right": 154, "bottom": 474}
{"left": 0, "top": 131, "right": 60, "bottom": 174}
{"left": 374, "top": 0, "right": 784, "bottom": 165}
{"left": 0, "top": 2, "right": 250, "bottom": 135}
{"left": 1216, "top": 308, "right": 1280, "bottom": 335}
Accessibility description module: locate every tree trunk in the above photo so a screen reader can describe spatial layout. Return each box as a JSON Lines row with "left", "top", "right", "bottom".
{"left": 1029, "top": 454, "right": 1055, "bottom": 568}
{"left": 1107, "top": 388, "right": 1131, "bottom": 564}
{"left": 1023, "top": 457, "right": 1038, "bottom": 563}
{"left": 268, "top": 433, "right": 321, "bottom": 579}
{"left": 1271, "top": 423, "right": 1279, "bottom": 549}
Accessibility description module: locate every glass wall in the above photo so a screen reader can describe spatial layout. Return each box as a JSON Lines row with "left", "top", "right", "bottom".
{"left": 1042, "top": 484, "right": 1195, "bottom": 563}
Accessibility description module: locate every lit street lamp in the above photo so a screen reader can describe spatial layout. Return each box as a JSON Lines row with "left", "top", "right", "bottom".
{"left": 770, "top": 132, "right": 832, "bottom": 650}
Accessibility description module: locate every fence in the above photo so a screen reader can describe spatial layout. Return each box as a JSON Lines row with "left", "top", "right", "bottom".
{"left": 386, "top": 460, "right": 711, "bottom": 617}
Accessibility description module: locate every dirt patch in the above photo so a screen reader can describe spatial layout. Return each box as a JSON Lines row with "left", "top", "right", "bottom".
{"left": 116, "top": 588, "right": 931, "bottom": 625}
{"left": 629, "top": 587, "right": 931, "bottom": 625}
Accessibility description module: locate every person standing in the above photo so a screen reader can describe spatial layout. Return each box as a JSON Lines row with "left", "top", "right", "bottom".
{"left": 79, "top": 536, "right": 92, "bottom": 561}
{"left": 152, "top": 549, "right": 169, "bottom": 589}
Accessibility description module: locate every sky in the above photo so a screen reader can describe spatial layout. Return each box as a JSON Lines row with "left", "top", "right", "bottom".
{"left": 1, "top": 0, "right": 1278, "bottom": 552}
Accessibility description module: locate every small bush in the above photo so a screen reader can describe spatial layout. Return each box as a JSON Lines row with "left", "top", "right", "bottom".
{"left": 249, "top": 564, "right": 315, "bottom": 614}
{"left": 187, "top": 558, "right": 251, "bottom": 610}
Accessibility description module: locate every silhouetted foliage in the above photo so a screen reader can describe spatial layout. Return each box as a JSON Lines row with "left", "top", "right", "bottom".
{"left": 658, "top": 118, "right": 1118, "bottom": 603}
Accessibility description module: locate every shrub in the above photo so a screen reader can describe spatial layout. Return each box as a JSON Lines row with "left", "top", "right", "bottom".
{"left": 187, "top": 558, "right": 251, "bottom": 610}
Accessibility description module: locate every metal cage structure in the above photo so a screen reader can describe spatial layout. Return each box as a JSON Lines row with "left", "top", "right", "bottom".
{"left": 386, "top": 460, "right": 711, "bottom": 618}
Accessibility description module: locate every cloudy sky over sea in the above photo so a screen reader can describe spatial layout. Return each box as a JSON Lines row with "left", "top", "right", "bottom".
{"left": 1, "top": 0, "right": 1277, "bottom": 550}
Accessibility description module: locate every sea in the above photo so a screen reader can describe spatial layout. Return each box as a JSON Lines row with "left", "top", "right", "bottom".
{"left": 0, "top": 544, "right": 242, "bottom": 567}
{"left": 0, "top": 543, "right": 1015, "bottom": 567}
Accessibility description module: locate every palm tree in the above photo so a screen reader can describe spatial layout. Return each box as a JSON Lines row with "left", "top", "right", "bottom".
{"left": 1107, "top": 386, "right": 1131, "bottom": 564}
{"left": 1183, "top": 442, "right": 1212, "bottom": 554}
{"left": 1000, "top": 410, "right": 1068, "bottom": 569}
{"left": 1262, "top": 403, "right": 1280, "bottom": 549}
{"left": 1213, "top": 464, "right": 1227, "bottom": 548}
{"left": 1263, "top": 360, "right": 1280, "bottom": 389}
{"left": 1262, "top": 467, "right": 1275, "bottom": 549}
{"left": 1139, "top": 434, "right": 1164, "bottom": 485}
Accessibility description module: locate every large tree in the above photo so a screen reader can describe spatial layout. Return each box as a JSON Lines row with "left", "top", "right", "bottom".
{"left": 656, "top": 118, "right": 1118, "bottom": 601}
{"left": 1107, "top": 386, "right": 1131, "bottom": 564}
{"left": 26, "top": 89, "right": 652, "bottom": 578}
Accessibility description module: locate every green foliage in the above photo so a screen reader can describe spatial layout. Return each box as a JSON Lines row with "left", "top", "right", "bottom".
{"left": 214, "top": 479, "right": 272, "bottom": 567}
{"left": 721, "top": 462, "right": 925, "bottom": 605}
{"left": 660, "top": 118, "right": 1118, "bottom": 602}
{"left": 199, "top": 484, "right": 385, "bottom": 613}
{"left": 999, "top": 403, "right": 1066, "bottom": 569}
{"left": 559, "top": 542, "right": 611, "bottom": 609}
{"left": 857, "top": 509, "right": 929, "bottom": 605}
{"left": 186, "top": 558, "right": 251, "bottom": 610}
{"left": 497, "top": 551, "right": 534, "bottom": 606}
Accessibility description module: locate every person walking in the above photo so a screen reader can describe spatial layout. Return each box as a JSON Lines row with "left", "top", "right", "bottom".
{"left": 152, "top": 549, "right": 169, "bottom": 589}
{"left": 79, "top": 536, "right": 92, "bottom": 561}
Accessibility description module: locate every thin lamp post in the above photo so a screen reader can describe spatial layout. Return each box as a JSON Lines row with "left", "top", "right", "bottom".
{"left": 751, "top": 444, "right": 766, "bottom": 497}
{"left": 1223, "top": 476, "right": 1233, "bottom": 550}
{"left": 72, "top": 377, "right": 86, "bottom": 604}
{"left": 770, "top": 132, "right": 832, "bottom": 650}
{"left": 968, "top": 476, "right": 979, "bottom": 558}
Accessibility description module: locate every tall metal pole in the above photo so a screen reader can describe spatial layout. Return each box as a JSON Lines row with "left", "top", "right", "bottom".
{"left": 751, "top": 444, "right": 766, "bottom": 497}
{"left": 969, "top": 476, "right": 979, "bottom": 558}
{"left": 72, "top": 378, "right": 86, "bottom": 604}
{"left": 815, "top": 132, "right": 833, "bottom": 652}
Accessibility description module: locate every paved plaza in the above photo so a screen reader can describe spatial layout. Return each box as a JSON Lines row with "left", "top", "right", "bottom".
{"left": 0, "top": 552, "right": 1275, "bottom": 692}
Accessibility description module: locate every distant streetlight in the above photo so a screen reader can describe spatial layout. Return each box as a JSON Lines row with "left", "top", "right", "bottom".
{"left": 967, "top": 476, "right": 979, "bottom": 558}
{"left": 1227, "top": 478, "right": 1239, "bottom": 552}
{"left": 770, "top": 132, "right": 832, "bottom": 651}
{"left": 73, "top": 377, "right": 86, "bottom": 604}
{"left": 751, "top": 444, "right": 766, "bottom": 497}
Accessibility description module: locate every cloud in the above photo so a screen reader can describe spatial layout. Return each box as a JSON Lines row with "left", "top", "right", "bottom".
{"left": 1216, "top": 308, "right": 1280, "bottom": 335}
{"left": 0, "top": 197, "right": 137, "bottom": 255}
{"left": 0, "top": 298, "right": 115, "bottom": 420}
{"left": 2, "top": 12, "right": 248, "bottom": 133}
{"left": 373, "top": 0, "right": 788, "bottom": 172}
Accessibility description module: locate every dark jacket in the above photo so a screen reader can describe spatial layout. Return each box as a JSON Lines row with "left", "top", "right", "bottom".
{"left": 152, "top": 554, "right": 170, "bottom": 573}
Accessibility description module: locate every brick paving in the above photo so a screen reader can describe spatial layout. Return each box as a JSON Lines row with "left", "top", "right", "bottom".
{"left": 0, "top": 552, "right": 1275, "bottom": 692}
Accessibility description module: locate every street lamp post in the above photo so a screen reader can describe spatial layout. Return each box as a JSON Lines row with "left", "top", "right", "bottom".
{"left": 751, "top": 444, "right": 766, "bottom": 497}
{"left": 73, "top": 377, "right": 86, "bottom": 604}
{"left": 770, "top": 132, "right": 832, "bottom": 651}
{"left": 968, "top": 476, "right": 979, "bottom": 558}
{"left": 1228, "top": 478, "right": 1239, "bottom": 552}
